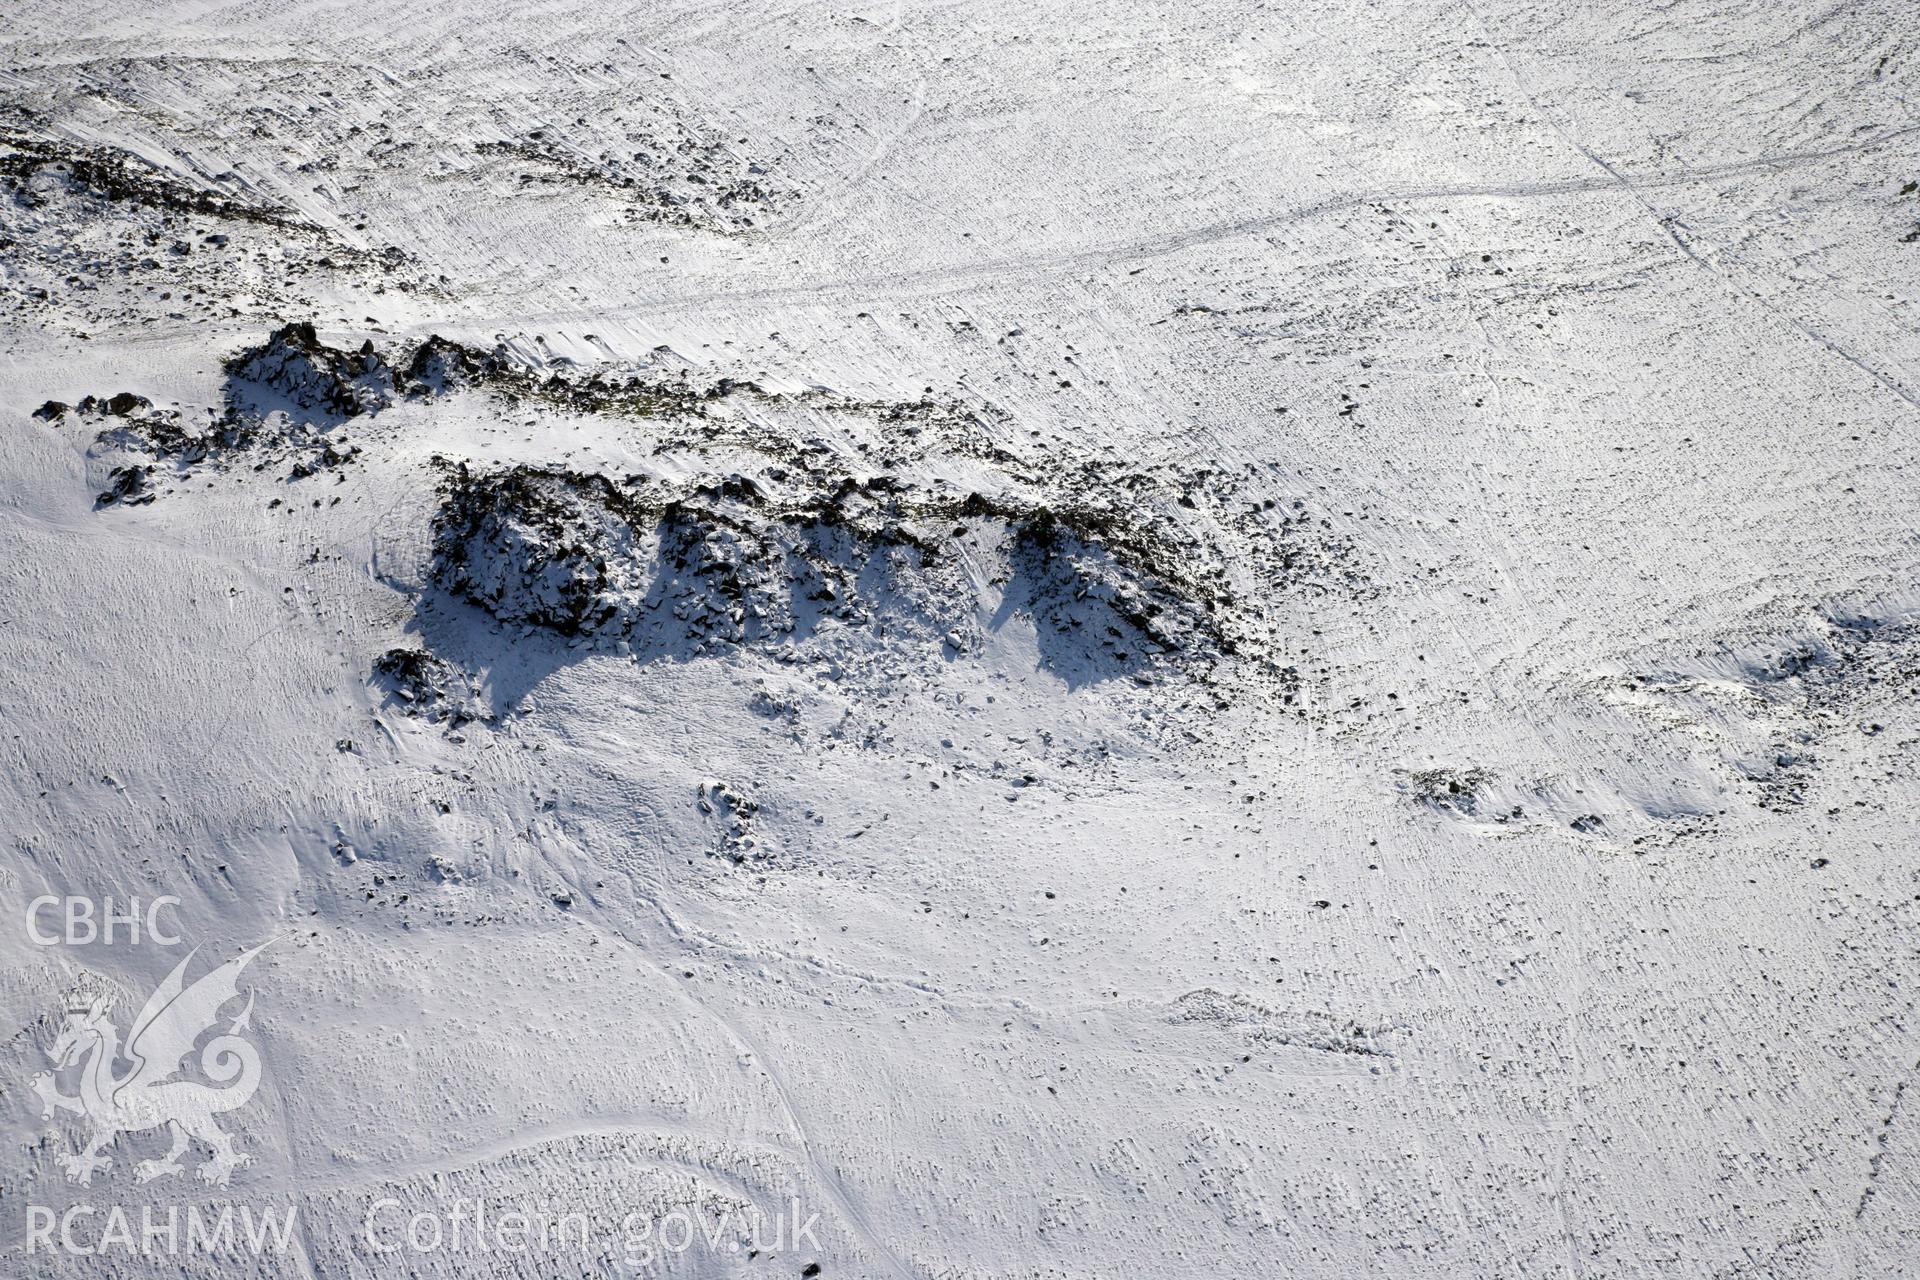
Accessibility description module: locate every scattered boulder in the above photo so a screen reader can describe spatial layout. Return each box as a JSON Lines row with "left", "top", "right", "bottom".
{"left": 697, "top": 778, "right": 763, "bottom": 861}
{"left": 371, "top": 646, "right": 483, "bottom": 725}
{"left": 1401, "top": 766, "right": 1493, "bottom": 816}
{"left": 289, "top": 441, "right": 361, "bottom": 479}
{"left": 65, "top": 391, "right": 153, "bottom": 417}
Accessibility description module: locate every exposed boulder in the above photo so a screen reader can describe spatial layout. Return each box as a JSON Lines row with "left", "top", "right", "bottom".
{"left": 95, "top": 464, "right": 154, "bottom": 507}
{"left": 225, "top": 322, "right": 395, "bottom": 418}
{"left": 433, "top": 465, "right": 655, "bottom": 636}
{"left": 401, "top": 334, "right": 495, "bottom": 394}
{"left": 371, "top": 646, "right": 483, "bottom": 725}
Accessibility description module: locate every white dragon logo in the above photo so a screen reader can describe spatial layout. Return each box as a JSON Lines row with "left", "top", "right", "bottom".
{"left": 33, "top": 943, "right": 269, "bottom": 1187}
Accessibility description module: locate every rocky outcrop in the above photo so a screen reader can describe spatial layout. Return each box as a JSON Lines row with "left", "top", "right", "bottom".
{"left": 224, "top": 322, "right": 397, "bottom": 419}
{"left": 429, "top": 459, "right": 1228, "bottom": 680}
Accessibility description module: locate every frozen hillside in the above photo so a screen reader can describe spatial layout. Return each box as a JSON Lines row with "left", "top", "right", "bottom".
{"left": 1, "top": 1, "right": 1917, "bottom": 1276}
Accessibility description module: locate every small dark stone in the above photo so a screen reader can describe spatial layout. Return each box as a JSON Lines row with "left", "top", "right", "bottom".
{"left": 32, "top": 400, "right": 68, "bottom": 421}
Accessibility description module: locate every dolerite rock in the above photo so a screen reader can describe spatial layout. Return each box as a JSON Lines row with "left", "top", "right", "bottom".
{"left": 32, "top": 401, "right": 67, "bottom": 421}
{"left": 428, "top": 458, "right": 1235, "bottom": 680}
{"left": 433, "top": 464, "right": 653, "bottom": 635}
{"left": 96, "top": 464, "right": 154, "bottom": 507}
{"left": 1401, "top": 766, "right": 1493, "bottom": 816}
{"left": 401, "top": 334, "right": 496, "bottom": 394}
{"left": 289, "top": 441, "right": 361, "bottom": 480}
{"left": 696, "top": 777, "right": 764, "bottom": 860}
{"left": 654, "top": 500, "right": 804, "bottom": 645}
{"left": 71, "top": 392, "right": 152, "bottom": 417}
{"left": 225, "top": 322, "right": 395, "bottom": 418}
{"left": 1014, "top": 508, "right": 1189, "bottom": 661}
{"left": 371, "top": 646, "right": 482, "bottom": 724}
{"left": 372, "top": 646, "right": 442, "bottom": 697}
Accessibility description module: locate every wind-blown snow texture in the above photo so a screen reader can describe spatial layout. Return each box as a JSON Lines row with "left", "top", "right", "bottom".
{"left": 2, "top": 1, "right": 1918, "bottom": 1277}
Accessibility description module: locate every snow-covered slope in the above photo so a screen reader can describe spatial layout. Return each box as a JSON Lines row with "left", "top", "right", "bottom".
{"left": 2, "top": 1, "right": 1917, "bottom": 1276}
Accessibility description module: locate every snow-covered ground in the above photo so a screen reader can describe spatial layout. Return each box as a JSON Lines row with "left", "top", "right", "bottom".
{"left": 2, "top": 1, "right": 1917, "bottom": 1276}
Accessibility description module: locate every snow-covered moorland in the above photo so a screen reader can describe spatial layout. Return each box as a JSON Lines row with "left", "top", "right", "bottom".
{"left": 1, "top": 0, "right": 1917, "bottom": 1275}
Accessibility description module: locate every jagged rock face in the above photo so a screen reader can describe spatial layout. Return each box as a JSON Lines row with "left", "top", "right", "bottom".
{"left": 56, "top": 321, "right": 1333, "bottom": 693}
{"left": 650, "top": 492, "right": 940, "bottom": 649}
{"left": 430, "top": 460, "right": 1226, "bottom": 679}
{"left": 224, "top": 322, "right": 397, "bottom": 418}
{"left": 434, "top": 466, "right": 656, "bottom": 636}
{"left": 656, "top": 503, "right": 797, "bottom": 644}
{"left": 431, "top": 463, "right": 943, "bottom": 645}
{"left": 401, "top": 335, "right": 494, "bottom": 395}
{"left": 221, "top": 325, "right": 515, "bottom": 423}
{"left": 222, "top": 325, "right": 723, "bottom": 421}
{"left": 1014, "top": 510, "right": 1190, "bottom": 663}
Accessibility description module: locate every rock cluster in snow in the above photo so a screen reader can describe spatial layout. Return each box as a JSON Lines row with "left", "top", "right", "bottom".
{"left": 370, "top": 646, "right": 485, "bottom": 726}
{"left": 429, "top": 457, "right": 1229, "bottom": 684}
{"left": 696, "top": 777, "right": 763, "bottom": 861}
{"left": 224, "top": 322, "right": 400, "bottom": 419}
